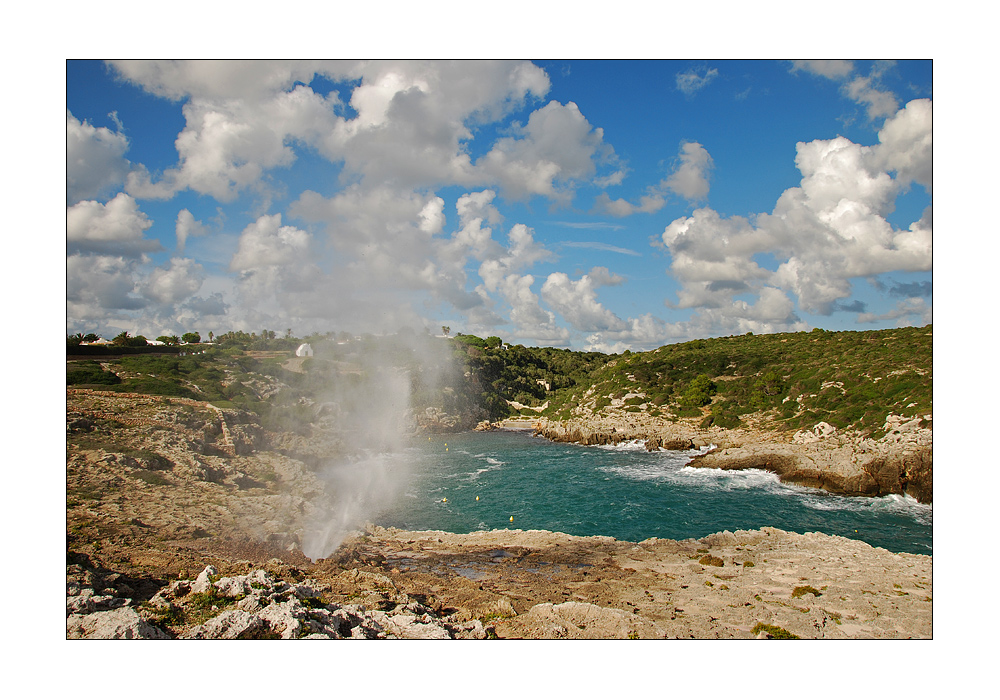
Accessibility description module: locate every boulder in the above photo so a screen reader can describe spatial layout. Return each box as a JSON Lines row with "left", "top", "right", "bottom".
{"left": 67, "top": 607, "right": 170, "bottom": 639}
{"left": 190, "top": 565, "right": 218, "bottom": 594}
{"left": 183, "top": 609, "right": 269, "bottom": 640}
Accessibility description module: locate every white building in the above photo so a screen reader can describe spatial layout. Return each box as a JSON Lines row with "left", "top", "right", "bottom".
{"left": 296, "top": 343, "right": 314, "bottom": 357}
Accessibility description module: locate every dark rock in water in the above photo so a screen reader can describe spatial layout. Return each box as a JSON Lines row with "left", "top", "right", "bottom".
{"left": 645, "top": 436, "right": 696, "bottom": 451}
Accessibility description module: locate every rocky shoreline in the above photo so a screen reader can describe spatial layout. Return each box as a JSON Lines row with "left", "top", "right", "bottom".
{"left": 66, "top": 389, "right": 932, "bottom": 639}
{"left": 525, "top": 411, "right": 932, "bottom": 503}
{"left": 67, "top": 524, "right": 931, "bottom": 639}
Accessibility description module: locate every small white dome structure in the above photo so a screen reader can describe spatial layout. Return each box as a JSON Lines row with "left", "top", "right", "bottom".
{"left": 295, "top": 343, "right": 314, "bottom": 357}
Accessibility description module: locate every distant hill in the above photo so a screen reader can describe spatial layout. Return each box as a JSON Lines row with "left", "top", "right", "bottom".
{"left": 455, "top": 325, "right": 931, "bottom": 438}
{"left": 67, "top": 325, "right": 931, "bottom": 438}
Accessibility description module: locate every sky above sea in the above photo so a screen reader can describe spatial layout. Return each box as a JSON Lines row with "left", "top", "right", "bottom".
{"left": 66, "top": 57, "right": 932, "bottom": 350}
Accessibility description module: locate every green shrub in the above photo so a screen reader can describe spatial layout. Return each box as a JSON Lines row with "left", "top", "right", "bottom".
{"left": 680, "top": 374, "right": 717, "bottom": 407}
{"left": 751, "top": 623, "right": 800, "bottom": 639}
{"left": 791, "top": 585, "right": 821, "bottom": 598}
{"left": 67, "top": 364, "right": 121, "bottom": 386}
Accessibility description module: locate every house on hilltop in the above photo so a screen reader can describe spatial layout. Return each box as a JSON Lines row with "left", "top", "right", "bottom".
{"left": 296, "top": 343, "right": 314, "bottom": 357}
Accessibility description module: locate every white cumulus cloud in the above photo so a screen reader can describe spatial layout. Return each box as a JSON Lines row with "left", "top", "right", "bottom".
{"left": 175, "top": 209, "right": 209, "bottom": 252}
{"left": 143, "top": 258, "right": 206, "bottom": 305}
{"left": 67, "top": 111, "right": 130, "bottom": 205}
{"left": 67, "top": 193, "right": 160, "bottom": 258}
{"left": 658, "top": 99, "right": 932, "bottom": 330}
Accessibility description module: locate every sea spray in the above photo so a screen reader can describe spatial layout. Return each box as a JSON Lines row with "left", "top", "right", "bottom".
{"left": 298, "top": 336, "right": 457, "bottom": 560}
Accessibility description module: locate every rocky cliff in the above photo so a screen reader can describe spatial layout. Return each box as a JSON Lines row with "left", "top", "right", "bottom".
{"left": 532, "top": 411, "right": 932, "bottom": 503}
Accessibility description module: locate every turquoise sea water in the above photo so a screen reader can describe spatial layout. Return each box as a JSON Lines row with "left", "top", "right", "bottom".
{"left": 377, "top": 430, "right": 932, "bottom": 555}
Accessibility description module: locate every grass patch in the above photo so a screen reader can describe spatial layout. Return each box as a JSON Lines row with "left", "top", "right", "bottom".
{"left": 132, "top": 470, "right": 171, "bottom": 486}
{"left": 791, "top": 585, "right": 822, "bottom": 598}
{"left": 752, "top": 623, "right": 800, "bottom": 639}
{"left": 185, "top": 589, "right": 240, "bottom": 625}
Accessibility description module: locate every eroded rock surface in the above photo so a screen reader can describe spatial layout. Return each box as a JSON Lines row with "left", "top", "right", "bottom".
{"left": 66, "top": 389, "right": 931, "bottom": 639}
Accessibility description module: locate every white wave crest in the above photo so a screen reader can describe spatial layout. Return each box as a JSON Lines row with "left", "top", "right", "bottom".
{"left": 596, "top": 439, "right": 650, "bottom": 452}
{"left": 800, "top": 489, "right": 932, "bottom": 523}
{"left": 467, "top": 455, "right": 506, "bottom": 480}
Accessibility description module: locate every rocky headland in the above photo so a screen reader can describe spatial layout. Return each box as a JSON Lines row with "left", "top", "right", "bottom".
{"left": 529, "top": 410, "right": 932, "bottom": 504}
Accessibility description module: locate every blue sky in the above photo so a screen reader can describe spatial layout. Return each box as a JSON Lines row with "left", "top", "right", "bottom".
{"left": 66, "top": 59, "right": 932, "bottom": 350}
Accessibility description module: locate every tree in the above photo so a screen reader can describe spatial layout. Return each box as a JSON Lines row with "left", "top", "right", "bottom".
{"left": 67, "top": 333, "right": 84, "bottom": 347}
{"left": 182, "top": 332, "right": 201, "bottom": 344}
{"left": 112, "top": 331, "right": 132, "bottom": 347}
{"left": 442, "top": 326, "right": 451, "bottom": 337}
{"left": 208, "top": 331, "right": 214, "bottom": 342}
{"left": 680, "top": 374, "right": 717, "bottom": 407}
{"left": 84, "top": 333, "right": 99, "bottom": 343}
{"left": 485, "top": 336, "right": 502, "bottom": 348}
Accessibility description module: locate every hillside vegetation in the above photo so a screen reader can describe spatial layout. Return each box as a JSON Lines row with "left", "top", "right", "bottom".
{"left": 524, "top": 325, "right": 931, "bottom": 437}
{"left": 67, "top": 325, "right": 931, "bottom": 438}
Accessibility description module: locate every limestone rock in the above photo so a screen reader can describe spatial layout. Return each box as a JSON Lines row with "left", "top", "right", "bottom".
{"left": 183, "top": 609, "right": 269, "bottom": 640}
{"left": 67, "top": 607, "right": 170, "bottom": 639}
{"left": 190, "top": 565, "right": 219, "bottom": 594}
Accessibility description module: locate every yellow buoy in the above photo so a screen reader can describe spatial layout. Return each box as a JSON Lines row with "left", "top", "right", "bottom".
{"left": 476, "top": 496, "right": 480, "bottom": 501}
{"left": 442, "top": 497, "right": 447, "bottom": 503}
{"left": 510, "top": 516, "right": 514, "bottom": 522}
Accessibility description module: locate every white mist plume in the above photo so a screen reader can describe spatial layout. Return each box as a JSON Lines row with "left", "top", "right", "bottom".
{"left": 298, "top": 335, "right": 454, "bottom": 560}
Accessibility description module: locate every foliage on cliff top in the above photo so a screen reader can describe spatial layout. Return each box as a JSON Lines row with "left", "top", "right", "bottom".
{"left": 546, "top": 325, "right": 931, "bottom": 435}
{"left": 67, "top": 325, "right": 931, "bottom": 437}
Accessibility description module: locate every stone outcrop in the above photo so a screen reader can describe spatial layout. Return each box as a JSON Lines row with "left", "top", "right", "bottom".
{"left": 68, "top": 562, "right": 488, "bottom": 640}
{"left": 532, "top": 412, "right": 932, "bottom": 503}
{"left": 66, "top": 525, "right": 932, "bottom": 640}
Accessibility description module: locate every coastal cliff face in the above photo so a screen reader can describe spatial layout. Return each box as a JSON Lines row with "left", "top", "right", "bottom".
{"left": 531, "top": 411, "right": 932, "bottom": 503}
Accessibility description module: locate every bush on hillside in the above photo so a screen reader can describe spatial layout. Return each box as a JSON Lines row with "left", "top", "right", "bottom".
{"left": 680, "top": 374, "right": 717, "bottom": 407}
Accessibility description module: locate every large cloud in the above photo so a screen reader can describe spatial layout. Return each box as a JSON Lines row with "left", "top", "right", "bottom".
{"left": 541, "top": 267, "right": 628, "bottom": 332}
{"left": 496, "top": 274, "right": 569, "bottom": 346}
{"left": 67, "top": 111, "right": 130, "bottom": 205}
{"left": 111, "top": 60, "right": 566, "bottom": 202}
{"left": 230, "top": 213, "right": 313, "bottom": 272}
{"left": 67, "top": 193, "right": 161, "bottom": 257}
{"left": 476, "top": 100, "right": 608, "bottom": 203}
{"left": 874, "top": 98, "right": 932, "bottom": 191}
{"left": 658, "top": 99, "right": 932, "bottom": 328}
{"left": 67, "top": 254, "right": 147, "bottom": 320}
{"left": 143, "top": 258, "right": 206, "bottom": 305}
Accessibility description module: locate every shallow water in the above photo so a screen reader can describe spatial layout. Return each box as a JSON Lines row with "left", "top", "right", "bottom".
{"left": 376, "top": 430, "right": 932, "bottom": 555}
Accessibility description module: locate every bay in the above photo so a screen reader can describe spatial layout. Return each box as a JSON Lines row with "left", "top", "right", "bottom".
{"left": 377, "top": 430, "right": 932, "bottom": 555}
